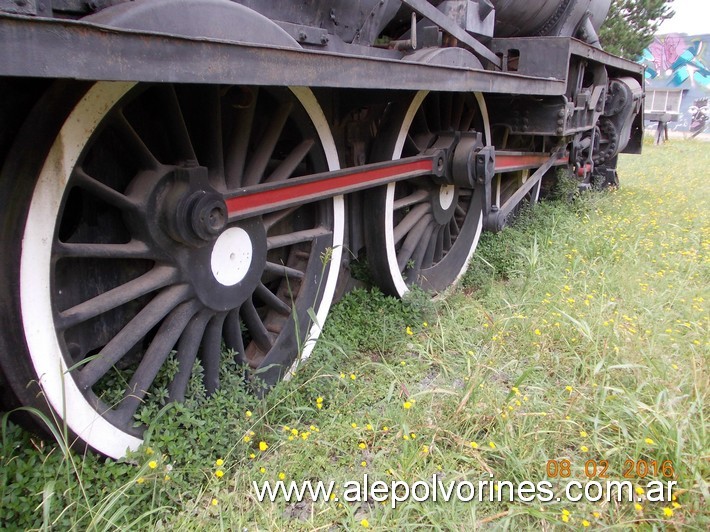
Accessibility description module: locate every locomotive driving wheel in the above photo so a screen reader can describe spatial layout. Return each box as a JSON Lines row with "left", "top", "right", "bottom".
{"left": 365, "top": 91, "right": 491, "bottom": 296}
{"left": 0, "top": 81, "right": 343, "bottom": 458}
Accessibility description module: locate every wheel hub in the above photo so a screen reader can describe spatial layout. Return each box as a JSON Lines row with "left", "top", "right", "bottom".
{"left": 210, "top": 226, "right": 253, "bottom": 287}
{"left": 189, "top": 217, "right": 266, "bottom": 312}
{"left": 161, "top": 166, "right": 228, "bottom": 247}
{"left": 431, "top": 184, "right": 459, "bottom": 225}
{"left": 137, "top": 164, "right": 267, "bottom": 311}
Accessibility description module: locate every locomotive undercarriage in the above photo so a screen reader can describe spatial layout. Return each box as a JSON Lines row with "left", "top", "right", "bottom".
{"left": 0, "top": 1, "right": 643, "bottom": 458}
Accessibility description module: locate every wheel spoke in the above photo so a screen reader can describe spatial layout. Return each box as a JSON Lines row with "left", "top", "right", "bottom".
{"left": 76, "top": 284, "right": 192, "bottom": 390}
{"left": 72, "top": 168, "right": 138, "bottom": 213}
{"left": 255, "top": 282, "right": 292, "bottom": 316}
{"left": 263, "top": 206, "right": 299, "bottom": 231}
{"left": 186, "top": 85, "right": 225, "bottom": 189}
{"left": 441, "top": 93, "right": 453, "bottom": 131}
{"left": 54, "top": 240, "right": 155, "bottom": 260}
{"left": 393, "top": 202, "right": 431, "bottom": 245}
{"left": 114, "top": 299, "right": 201, "bottom": 424}
{"left": 201, "top": 312, "right": 227, "bottom": 395}
{"left": 57, "top": 265, "right": 179, "bottom": 330}
{"left": 450, "top": 216, "right": 460, "bottom": 236}
{"left": 263, "top": 261, "right": 305, "bottom": 279}
{"left": 159, "top": 85, "right": 197, "bottom": 163}
{"left": 393, "top": 189, "right": 429, "bottom": 211}
{"left": 204, "top": 86, "right": 226, "bottom": 187}
{"left": 265, "top": 139, "right": 315, "bottom": 183}
{"left": 412, "top": 221, "right": 437, "bottom": 272}
{"left": 223, "top": 308, "right": 246, "bottom": 365}
{"left": 241, "top": 297, "right": 273, "bottom": 353}
{"left": 443, "top": 224, "right": 452, "bottom": 251}
{"left": 110, "top": 112, "right": 160, "bottom": 170}
{"left": 168, "top": 309, "right": 213, "bottom": 403}
{"left": 243, "top": 101, "right": 293, "bottom": 187}
{"left": 452, "top": 94, "right": 465, "bottom": 130}
{"left": 460, "top": 101, "right": 477, "bottom": 131}
{"left": 397, "top": 213, "right": 433, "bottom": 271}
{"left": 225, "top": 88, "right": 257, "bottom": 189}
{"left": 267, "top": 227, "right": 331, "bottom": 250}
{"left": 433, "top": 226, "right": 445, "bottom": 263}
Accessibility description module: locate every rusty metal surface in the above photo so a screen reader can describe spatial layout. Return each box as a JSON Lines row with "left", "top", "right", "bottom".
{"left": 401, "top": 0, "right": 502, "bottom": 68}
{"left": 491, "top": 36, "right": 643, "bottom": 80}
{"left": 0, "top": 14, "right": 568, "bottom": 94}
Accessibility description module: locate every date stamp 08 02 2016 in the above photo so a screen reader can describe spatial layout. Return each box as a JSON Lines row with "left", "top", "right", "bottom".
{"left": 545, "top": 459, "right": 675, "bottom": 480}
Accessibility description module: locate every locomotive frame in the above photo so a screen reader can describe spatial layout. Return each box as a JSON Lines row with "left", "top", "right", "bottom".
{"left": 0, "top": 0, "right": 643, "bottom": 458}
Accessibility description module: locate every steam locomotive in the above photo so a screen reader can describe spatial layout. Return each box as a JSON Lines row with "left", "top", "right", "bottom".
{"left": 0, "top": 0, "right": 643, "bottom": 458}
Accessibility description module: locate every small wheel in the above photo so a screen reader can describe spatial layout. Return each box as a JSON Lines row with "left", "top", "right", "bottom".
{"left": 0, "top": 82, "right": 343, "bottom": 458}
{"left": 365, "top": 91, "right": 491, "bottom": 296}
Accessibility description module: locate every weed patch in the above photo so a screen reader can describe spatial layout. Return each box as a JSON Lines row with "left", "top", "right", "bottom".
{"left": 1, "top": 140, "right": 708, "bottom": 529}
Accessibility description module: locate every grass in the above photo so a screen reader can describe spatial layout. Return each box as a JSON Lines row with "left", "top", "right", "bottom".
{"left": 1, "top": 139, "right": 708, "bottom": 530}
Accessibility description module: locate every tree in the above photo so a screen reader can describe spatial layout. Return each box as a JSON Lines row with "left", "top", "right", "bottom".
{"left": 599, "top": 0, "right": 675, "bottom": 59}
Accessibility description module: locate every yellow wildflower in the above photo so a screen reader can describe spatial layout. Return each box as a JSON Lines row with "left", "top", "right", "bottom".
{"left": 259, "top": 441, "right": 269, "bottom": 451}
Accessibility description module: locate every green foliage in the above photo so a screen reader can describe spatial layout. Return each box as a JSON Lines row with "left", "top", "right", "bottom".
{"left": 599, "top": 0, "right": 675, "bottom": 59}
{"left": 314, "top": 286, "right": 434, "bottom": 354}
{"left": 2, "top": 140, "right": 708, "bottom": 529}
